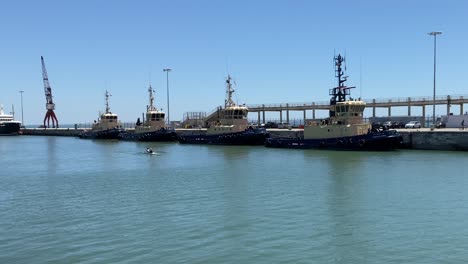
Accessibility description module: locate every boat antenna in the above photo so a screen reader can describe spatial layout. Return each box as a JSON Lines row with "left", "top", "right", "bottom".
{"left": 225, "top": 57, "right": 230, "bottom": 77}
{"left": 359, "top": 57, "right": 363, "bottom": 99}
{"left": 148, "top": 70, "right": 152, "bottom": 87}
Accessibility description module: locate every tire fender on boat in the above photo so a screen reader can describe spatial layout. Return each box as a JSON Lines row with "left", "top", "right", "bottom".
{"left": 359, "top": 139, "right": 366, "bottom": 147}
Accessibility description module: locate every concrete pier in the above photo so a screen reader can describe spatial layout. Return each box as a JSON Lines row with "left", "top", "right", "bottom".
{"left": 20, "top": 127, "right": 468, "bottom": 151}
{"left": 269, "top": 128, "right": 468, "bottom": 151}
{"left": 397, "top": 128, "right": 468, "bottom": 150}
{"left": 21, "top": 128, "right": 86, "bottom": 136}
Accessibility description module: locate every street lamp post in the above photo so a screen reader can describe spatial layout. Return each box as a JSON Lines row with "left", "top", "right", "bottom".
{"left": 163, "top": 68, "right": 172, "bottom": 127}
{"left": 19, "top": 90, "right": 24, "bottom": 127}
{"left": 428, "top": 31, "right": 442, "bottom": 125}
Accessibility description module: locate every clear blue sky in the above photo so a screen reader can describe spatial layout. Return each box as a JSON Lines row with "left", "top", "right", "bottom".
{"left": 1, "top": 0, "right": 467, "bottom": 125}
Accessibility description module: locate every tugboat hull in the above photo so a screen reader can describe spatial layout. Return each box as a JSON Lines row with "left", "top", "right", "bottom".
{"left": 178, "top": 129, "right": 269, "bottom": 145}
{"left": 265, "top": 130, "right": 402, "bottom": 150}
{"left": 78, "top": 128, "right": 124, "bottom": 139}
{"left": 119, "top": 129, "right": 178, "bottom": 142}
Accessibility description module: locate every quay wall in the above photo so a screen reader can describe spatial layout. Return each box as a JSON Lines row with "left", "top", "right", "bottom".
{"left": 21, "top": 127, "right": 299, "bottom": 138}
{"left": 270, "top": 128, "right": 468, "bottom": 151}
{"left": 20, "top": 128, "right": 468, "bottom": 151}
{"left": 22, "top": 128, "right": 85, "bottom": 136}
{"left": 271, "top": 128, "right": 468, "bottom": 151}
{"left": 398, "top": 129, "right": 468, "bottom": 150}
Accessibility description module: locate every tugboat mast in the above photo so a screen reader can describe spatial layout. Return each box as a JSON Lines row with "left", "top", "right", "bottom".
{"left": 147, "top": 84, "right": 157, "bottom": 112}
{"left": 105, "top": 90, "right": 111, "bottom": 114}
{"left": 329, "top": 54, "right": 355, "bottom": 117}
{"left": 225, "top": 75, "right": 236, "bottom": 108}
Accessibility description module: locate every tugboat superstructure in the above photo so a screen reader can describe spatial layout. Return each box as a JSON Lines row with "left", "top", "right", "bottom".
{"left": 78, "top": 90, "right": 124, "bottom": 139}
{"left": 265, "top": 54, "right": 401, "bottom": 150}
{"left": 178, "top": 75, "right": 269, "bottom": 145}
{"left": 119, "top": 84, "right": 177, "bottom": 141}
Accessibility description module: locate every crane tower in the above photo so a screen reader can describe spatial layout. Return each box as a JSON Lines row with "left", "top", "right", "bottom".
{"left": 41, "top": 56, "right": 59, "bottom": 128}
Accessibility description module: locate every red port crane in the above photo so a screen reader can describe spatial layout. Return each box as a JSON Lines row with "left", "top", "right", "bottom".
{"left": 41, "top": 56, "right": 59, "bottom": 128}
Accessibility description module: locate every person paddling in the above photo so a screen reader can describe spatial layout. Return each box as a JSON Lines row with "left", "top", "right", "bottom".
{"left": 146, "top": 147, "right": 153, "bottom": 154}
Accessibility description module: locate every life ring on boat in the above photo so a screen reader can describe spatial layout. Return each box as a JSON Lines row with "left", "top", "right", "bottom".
{"left": 359, "top": 139, "right": 366, "bottom": 147}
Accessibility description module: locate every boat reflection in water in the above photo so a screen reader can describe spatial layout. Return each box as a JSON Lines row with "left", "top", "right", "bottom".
{"left": 119, "top": 84, "right": 177, "bottom": 142}
{"left": 178, "top": 75, "right": 269, "bottom": 145}
{"left": 265, "top": 54, "right": 401, "bottom": 150}
{"left": 78, "top": 90, "right": 124, "bottom": 139}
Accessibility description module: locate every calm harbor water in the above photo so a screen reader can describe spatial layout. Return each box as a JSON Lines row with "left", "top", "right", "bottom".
{"left": 1, "top": 136, "right": 468, "bottom": 263}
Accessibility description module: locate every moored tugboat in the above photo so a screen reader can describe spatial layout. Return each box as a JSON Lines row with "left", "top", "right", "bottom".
{"left": 78, "top": 90, "right": 124, "bottom": 139}
{"left": 119, "top": 84, "right": 177, "bottom": 141}
{"left": 0, "top": 104, "right": 21, "bottom": 136}
{"left": 178, "top": 75, "right": 269, "bottom": 145}
{"left": 265, "top": 54, "right": 402, "bottom": 150}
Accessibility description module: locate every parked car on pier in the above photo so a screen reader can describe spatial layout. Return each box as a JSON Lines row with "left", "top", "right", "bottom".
{"left": 278, "top": 122, "right": 291, "bottom": 129}
{"left": 435, "top": 121, "right": 446, "bottom": 128}
{"left": 383, "top": 121, "right": 405, "bottom": 129}
{"left": 405, "top": 121, "right": 422, "bottom": 129}
{"left": 393, "top": 121, "right": 405, "bottom": 128}
{"left": 263, "top": 122, "right": 278, "bottom": 128}
{"left": 372, "top": 122, "right": 383, "bottom": 129}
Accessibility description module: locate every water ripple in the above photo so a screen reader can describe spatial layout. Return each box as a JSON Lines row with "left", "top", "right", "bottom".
{"left": 1, "top": 138, "right": 468, "bottom": 263}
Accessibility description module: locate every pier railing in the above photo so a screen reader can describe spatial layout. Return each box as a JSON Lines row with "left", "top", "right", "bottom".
{"left": 246, "top": 94, "right": 468, "bottom": 110}
{"left": 73, "top": 122, "right": 136, "bottom": 129}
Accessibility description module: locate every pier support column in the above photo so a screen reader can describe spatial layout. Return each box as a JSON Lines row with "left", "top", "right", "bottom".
{"left": 388, "top": 107, "right": 391, "bottom": 117}
{"left": 262, "top": 104, "right": 266, "bottom": 124}
{"left": 447, "top": 95, "right": 451, "bottom": 116}
{"left": 408, "top": 97, "right": 411, "bottom": 116}
{"left": 257, "top": 111, "right": 261, "bottom": 125}
{"left": 372, "top": 99, "right": 376, "bottom": 117}
{"left": 461, "top": 103, "right": 464, "bottom": 115}
{"left": 303, "top": 110, "right": 306, "bottom": 124}
{"left": 286, "top": 104, "right": 290, "bottom": 123}
{"left": 312, "top": 102, "right": 316, "bottom": 119}
{"left": 279, "top": 110, "right": 283, "bottom": 123}
{"left": 422, "top": 105, "right": 426, "bottom": 120}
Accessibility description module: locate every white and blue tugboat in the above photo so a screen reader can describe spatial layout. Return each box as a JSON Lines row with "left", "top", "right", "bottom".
{"left": 119, "top": 84, "right": 177, "bottom": 141}
{"left": 178, "top": 75, "right": 269, "bottom": 145}
{"left": 0, "top": 104, "right": 21, "bottom": 136}
{"left": 78, "top": 90, "right": 124, "bottom": 139}
{"left": 265, "top": 54, "right": 401, "bottom": 150}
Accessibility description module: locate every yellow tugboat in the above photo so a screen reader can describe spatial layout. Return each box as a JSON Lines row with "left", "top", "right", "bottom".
{"left": 178, "top": 75, "right": 269, "bottom": 145}
{"left": 119, "top": 84, "right": 177, "bottom": 141}
{"left": 265, "top": 54, "right": 402, "bottom": 150}
{"left": 78, "top": 90, "right": 124, "bottom": 139}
